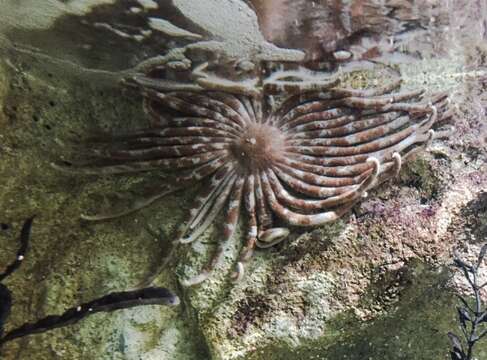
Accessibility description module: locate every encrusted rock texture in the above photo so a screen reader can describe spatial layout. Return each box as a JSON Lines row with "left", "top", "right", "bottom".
{"left": 0, "top": 1, "right": 486, "bottom": 359}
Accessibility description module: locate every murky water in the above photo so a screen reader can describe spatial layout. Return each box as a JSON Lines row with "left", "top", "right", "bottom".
{"left": 0, "top": 1, "right": 486, "bottom": 359}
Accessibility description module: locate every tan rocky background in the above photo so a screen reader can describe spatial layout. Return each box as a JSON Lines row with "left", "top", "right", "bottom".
{"left": 0, "top": 1, "right": 486, "bottom": 359}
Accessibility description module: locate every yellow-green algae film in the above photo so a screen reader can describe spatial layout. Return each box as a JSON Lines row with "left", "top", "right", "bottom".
{"left": 0, "top": 41, "right": 209, "bottom": 360}
{"left": 1, "top": 1, "right": 487, "bottom": 360}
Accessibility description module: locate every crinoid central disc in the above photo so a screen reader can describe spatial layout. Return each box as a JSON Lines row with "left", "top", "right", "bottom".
{"left": 232, "top": 123, "right": 286, "bottom": 171}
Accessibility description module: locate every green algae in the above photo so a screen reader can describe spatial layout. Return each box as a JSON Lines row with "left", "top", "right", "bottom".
{"left": 0, "top": 4, "right": 484, "bottom": 358}
{"left": 399, "top": 157, "right": 442, "bottom": 201}
{"left": 241, "top": 261, "right": 468, "bottom": 360}
{"left": 460, "top": 192, "right": 487, "bottom": 242}
{"left": 0, "top": 42, "right": 208, "bottom": 359}
{"left": 0, "top": 44, "right": 479, "bottom": 359}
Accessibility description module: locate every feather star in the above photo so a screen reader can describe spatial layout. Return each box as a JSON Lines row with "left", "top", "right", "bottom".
{"left": 54, "top": 66, "right": 453, "bottom": 286}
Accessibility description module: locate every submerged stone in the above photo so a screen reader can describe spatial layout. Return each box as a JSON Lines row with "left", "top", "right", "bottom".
{"left": 0, "top": 1, "right": 486, "bottom": 359}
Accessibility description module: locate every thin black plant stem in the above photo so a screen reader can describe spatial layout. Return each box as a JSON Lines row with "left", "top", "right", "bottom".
{"left": 466, "top": 271, "right": 480, "bottom": 359}
{"left": 449, "top": 243, "right": 487, "bottom": 360}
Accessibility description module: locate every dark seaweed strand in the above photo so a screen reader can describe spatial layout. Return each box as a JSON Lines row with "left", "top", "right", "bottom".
{"left": 0, "top": 217, "right": 34, "bottom": 339}
{"left": 0, "top": 285, "right": 11, "bottom": 339}
{"left": 0, "top": 217, "right": 180, "bottom": 348}
{"left": 0, "top": 287, "right": 179, "bottom": 345}
{"left": 448, "top": 243, "right": 487, "bottom": 360}
{"left": 0, "top": 216, "right": 34, "bottom": 282}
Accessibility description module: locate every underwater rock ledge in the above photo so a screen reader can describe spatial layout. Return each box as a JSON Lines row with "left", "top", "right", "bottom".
{"left": 0, "top": 1, "right": 486, "bottom": 359}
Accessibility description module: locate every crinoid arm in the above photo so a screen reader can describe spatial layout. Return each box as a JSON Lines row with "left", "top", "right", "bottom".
{"left": 263, "top": 67, "right": 340, "bottom": 94}
{"left": 192, "top": 62, "right": 260, "bottom": 98}
{"left": 80, "top": 184, "right": 181, "bottom": 222}
{"left": 255, "top": 228, "right": 291, "bottom": 249}
{"left": 59, "top": 61, "right": 452, "bottom": 285}
{"left": 180, "top": 177, "right": 245, "bottom": 287}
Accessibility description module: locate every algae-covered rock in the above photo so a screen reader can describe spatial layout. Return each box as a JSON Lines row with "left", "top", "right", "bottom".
{"left": 0, "top": 40, "right": 208, "bottom": 360}
{"left": 1, "top": 1, "right": 487, "bottom": 360}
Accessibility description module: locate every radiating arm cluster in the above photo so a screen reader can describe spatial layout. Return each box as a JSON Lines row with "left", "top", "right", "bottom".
{"left": 55, "top": 68, "right": 452, "bottom": 285}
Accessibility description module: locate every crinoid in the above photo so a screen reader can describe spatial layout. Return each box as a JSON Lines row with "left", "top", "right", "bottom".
{"left": 54, "top": 67, "right": 453, "bottom": 286}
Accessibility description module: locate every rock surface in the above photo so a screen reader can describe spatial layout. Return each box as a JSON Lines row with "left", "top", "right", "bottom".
{"left": 0, "top": 1, "right": 486, "bottom": 359}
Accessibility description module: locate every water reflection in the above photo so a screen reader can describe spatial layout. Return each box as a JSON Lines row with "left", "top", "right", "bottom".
{"left": 0, "top": 0, "right": 483, "bottom": 72}
{"left": 250, "top": 0, "right": 451, "bottom": 68}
